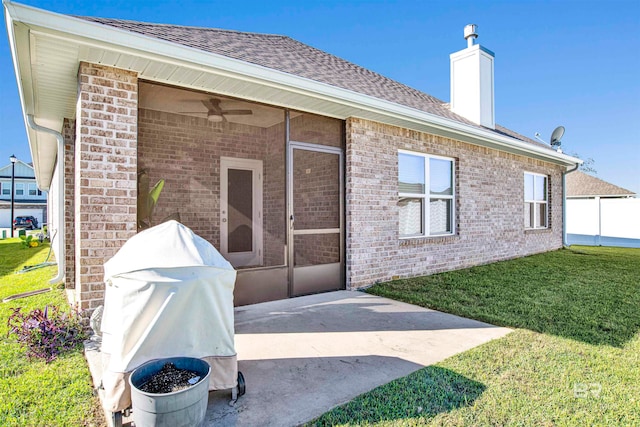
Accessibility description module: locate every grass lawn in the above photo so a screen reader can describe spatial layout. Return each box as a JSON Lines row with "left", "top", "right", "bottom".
{"left": 0, "top": 238, "right": 104, "bottom": 427}
{"left": 311, "top": 246, "right": 640, "bottom": 426}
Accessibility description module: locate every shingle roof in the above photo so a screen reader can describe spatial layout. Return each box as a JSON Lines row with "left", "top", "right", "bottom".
{"left": 566, "top": 171, "right": 635, "bottom": 197}
{"left": 78, "top": 16, "right": 551, "bottom": 151}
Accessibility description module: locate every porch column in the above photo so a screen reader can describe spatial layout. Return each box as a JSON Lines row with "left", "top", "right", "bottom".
{"left": 74, "top": 62, "right": 138, "bottom": 311}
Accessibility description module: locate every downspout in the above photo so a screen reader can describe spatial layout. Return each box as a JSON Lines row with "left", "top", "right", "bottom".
{"left": 26, "top": 115, "right": 65, "bottom": 285}
{"left": 562, "top": 163, "right": 580, "bottom": 247}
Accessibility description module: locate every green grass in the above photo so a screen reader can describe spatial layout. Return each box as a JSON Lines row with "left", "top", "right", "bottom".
{"left": 311, "top": 246, "right": 640, "bottom": 426}
{"left": 0, "top": 238, "right": 104, "bottom": 427}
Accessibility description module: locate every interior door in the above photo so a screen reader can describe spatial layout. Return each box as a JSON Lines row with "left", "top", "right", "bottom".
{"left": 220, "top": 157, "right": 263, "bottom": 268}
{"left": 289, "top": 142, "right": 343, "bottom": 296}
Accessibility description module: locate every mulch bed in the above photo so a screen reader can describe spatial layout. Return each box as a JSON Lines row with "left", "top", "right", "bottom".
{"left": 138, "top": 362, "right": 203, "bottom": 394}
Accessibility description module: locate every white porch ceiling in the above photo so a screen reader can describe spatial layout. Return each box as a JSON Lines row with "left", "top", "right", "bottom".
{"left": 139, "top": 82, "right": 293, "bottom": 128}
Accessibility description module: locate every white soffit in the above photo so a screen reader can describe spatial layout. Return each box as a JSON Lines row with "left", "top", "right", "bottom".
{"left": 5, "top": 1, "right": 580, "bottom": 187}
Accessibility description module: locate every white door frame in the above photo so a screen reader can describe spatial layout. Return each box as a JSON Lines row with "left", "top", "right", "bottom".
{"left": 220, "top": 157, "right": 263, "bottom": 267}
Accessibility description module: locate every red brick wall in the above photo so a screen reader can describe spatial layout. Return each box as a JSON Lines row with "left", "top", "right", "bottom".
{"left": 345, "top": 117, "right": 565, "bottom": 289}
{"left": 74, "top": 62, "right": 138, "bottom": 310}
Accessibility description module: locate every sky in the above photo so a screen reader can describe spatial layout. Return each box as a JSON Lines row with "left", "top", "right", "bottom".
{"left": 1, "top": 0, "right": 639, "bottom": 194}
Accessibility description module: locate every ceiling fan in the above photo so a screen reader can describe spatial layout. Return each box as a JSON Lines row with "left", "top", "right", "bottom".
{"left": 182, "top": 98, "right": 253, "bottom": 122}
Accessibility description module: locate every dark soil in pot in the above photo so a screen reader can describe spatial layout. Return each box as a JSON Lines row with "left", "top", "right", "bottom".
{"left": 138, "top": 362, "right": 203, "bottom": 394}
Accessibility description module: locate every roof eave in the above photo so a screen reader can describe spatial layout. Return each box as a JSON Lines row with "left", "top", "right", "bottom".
{"left": 568, "top": 193, "right": 636, "bottom": 199}
{"left": 5, "top": 2, "right": 49, "bottom": 189}
{"left": 5, "top": 0, "right": 581, "bottom": 187}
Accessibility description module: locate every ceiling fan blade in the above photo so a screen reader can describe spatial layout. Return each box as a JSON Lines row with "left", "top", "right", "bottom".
{"left": 220, "top": 109, "right": 253, "bottom": 116}
{"left": 200, "top": 99, "right": 213, "bottom": 110}
{"left": 201, "top": 99, "right": 222, "bottom": 114}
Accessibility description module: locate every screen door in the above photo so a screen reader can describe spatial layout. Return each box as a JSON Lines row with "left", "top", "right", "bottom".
{"left": 288, "top": 142, "right": 343, "bottom": 296}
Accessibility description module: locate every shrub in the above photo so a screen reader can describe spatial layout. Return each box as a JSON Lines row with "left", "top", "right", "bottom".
{"left": 7, "top": 305, "right": 87, "bottom": 363}
{"left": 19, "top": 234, "right": 34, "bottom": 248}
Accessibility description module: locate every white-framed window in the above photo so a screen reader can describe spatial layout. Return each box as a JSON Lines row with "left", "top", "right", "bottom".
{"left": 15, "top": 183, "right": 24, "bottom": 196}
{"left": 524, "top": 172, "right": 548, "bottom": 229}
{"left": 398, "top": 150, "right": 455, "bottom": 238}
{"left": 1, "top": 182, "right": 9, "bottom": 196}
{"left": 28, "top": 183, "right": 38, "bottom": 196}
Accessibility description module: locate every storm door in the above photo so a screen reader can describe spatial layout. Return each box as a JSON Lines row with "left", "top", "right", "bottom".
{"left": 288, "top": 142, "right": 343, "bottom": 296}
{"left": 220, "top": 157, "right": 263, "bottom": 268}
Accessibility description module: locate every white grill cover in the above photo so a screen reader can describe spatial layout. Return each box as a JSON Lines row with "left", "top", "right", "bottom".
{"left": 100, "top": 221, "right": 237, "bottom": 411}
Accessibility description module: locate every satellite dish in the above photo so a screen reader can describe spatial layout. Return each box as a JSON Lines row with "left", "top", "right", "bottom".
{"left": 550, "top": 126, "right": 565, "bottom": 147}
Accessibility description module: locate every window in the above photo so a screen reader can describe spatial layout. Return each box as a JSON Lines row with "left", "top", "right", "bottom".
{"left": 15, "top": 183, "right": 24, "bottom": 196}
{"left": 1, "top": 183, "right": 9, "bottom": 196}
{"left": 524, "top": 172, "right": 548, "bottom": 229}
{"left": 398, "top": 151, "right": 455, "bottom": 237}
{"left": 28, "top": 183, "right": 37, "bottom": 196}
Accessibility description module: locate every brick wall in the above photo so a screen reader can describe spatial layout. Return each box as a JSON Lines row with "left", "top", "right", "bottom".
{"left": 137, "top": 104, "right": 346, "bottom": 270}
{"left": 62, "top": 118, "right": 75, "bottom": 290}
{"left": 292, "top": 149, "right": 341, "bottom": 265}
{"left": 345, "top": 117, "right": 564, "bottom": 289}
{"left": 138, "top": 108, "right": 289, "bottom": 267}
{"left": 264, "top": 121, "right": 286, "bottom": 266}
{"left": 68, "top": 72, "right": 567, "bottom": 306}
{"left": 294, "top": 234, "right": 340, "bottom": 266}
{"left": 74, "top": 62, "right": 138, "bottom": 310}
{"left": 290, "top": 112, "right": 343, "bottom": 147}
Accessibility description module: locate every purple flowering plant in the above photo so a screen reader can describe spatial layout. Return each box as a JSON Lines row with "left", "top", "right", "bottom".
{"left": 7, "top": 305, "right": 87, "bottom": 363}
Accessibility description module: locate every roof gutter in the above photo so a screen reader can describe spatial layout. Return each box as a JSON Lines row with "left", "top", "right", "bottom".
{"left": 26, "top": 114, "right": 65, "bottom": 285}
{"left": 562, "top": 163, "right": 581, "bottom": 247}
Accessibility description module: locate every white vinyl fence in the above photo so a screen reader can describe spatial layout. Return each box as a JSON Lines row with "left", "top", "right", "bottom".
{"left": 566, "top": 198, "right": 640, "bottom": 248}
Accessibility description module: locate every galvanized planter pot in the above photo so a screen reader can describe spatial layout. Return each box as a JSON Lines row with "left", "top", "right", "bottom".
{"left": 129, "top": 357, "right": 211, "bottom": 427}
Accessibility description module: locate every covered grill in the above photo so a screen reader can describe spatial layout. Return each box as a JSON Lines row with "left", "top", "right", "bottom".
{"left": 99, "top": 220, "right": 239, "bottom": 413}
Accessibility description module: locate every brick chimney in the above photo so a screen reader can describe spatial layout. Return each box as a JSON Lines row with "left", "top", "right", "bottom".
{"left": 450, "top": 24, "right": 495, "bottom": 129}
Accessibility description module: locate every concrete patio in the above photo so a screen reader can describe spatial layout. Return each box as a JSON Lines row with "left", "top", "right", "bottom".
{"left": 87, "top": 290, "right": 511, "bottom": 426}
{"left": 205, "top": 290, "right": 510, "bottom": 426}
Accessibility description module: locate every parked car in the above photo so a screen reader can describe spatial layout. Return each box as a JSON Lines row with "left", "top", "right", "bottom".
{"left": 13, "top": 216, "right": 39, "bottom": 230}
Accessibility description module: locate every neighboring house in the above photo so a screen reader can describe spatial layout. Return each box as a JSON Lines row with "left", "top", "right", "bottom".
{"left": 5, "top": 2, "right": 581, "bottom": 312}
{"left": 566, "top": 171, "right": 639, "bottom": 247}
{"left": 566, "top": 171, "right": 636, "bottom": 199}
{"left": 0, "top": 159, "right": 47, "bottom": 228}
